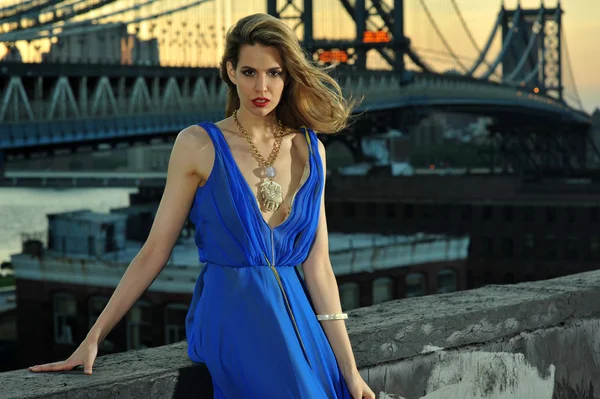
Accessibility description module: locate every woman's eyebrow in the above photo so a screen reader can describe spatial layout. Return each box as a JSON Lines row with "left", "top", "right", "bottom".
{"left": 240, "top": 65, "right": 283, "bottom": 70}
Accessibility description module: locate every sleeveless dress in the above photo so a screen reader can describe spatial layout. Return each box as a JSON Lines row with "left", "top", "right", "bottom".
{"left": 185, "top": 121, "right": 353, "bottom": 399}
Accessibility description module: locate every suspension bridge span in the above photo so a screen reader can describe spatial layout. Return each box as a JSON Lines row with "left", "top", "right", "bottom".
{"left": 0, "top": 0, "right": 593, "bottom": 177}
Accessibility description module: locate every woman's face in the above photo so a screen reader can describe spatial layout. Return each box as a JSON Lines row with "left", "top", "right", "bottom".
{"left": 227, "top": 44, "right": 286, "bottom": 118}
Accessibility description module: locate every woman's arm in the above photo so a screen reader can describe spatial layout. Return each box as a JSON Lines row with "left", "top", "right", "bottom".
{"left": 30, "top": 126, "right": 211, "bottom": 374}
{"left": 301, "top": 139, "right": 358, "bottom": 379}
{"left": 89, "top": 126, "right": 208, "bottom": 343}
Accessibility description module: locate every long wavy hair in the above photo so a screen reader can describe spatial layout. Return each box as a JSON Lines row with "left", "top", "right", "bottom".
{"left": 220, "top": 13, "right": 356, "bottom": 133}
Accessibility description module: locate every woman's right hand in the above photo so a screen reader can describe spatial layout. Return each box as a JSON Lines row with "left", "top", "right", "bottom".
{"left": 28, "top": 335, "right": 99, "bottom": 375}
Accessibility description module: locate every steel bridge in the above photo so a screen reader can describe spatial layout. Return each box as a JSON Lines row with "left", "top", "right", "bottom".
{"left": 0, "top": 0, "right": 593, "bottom": 178}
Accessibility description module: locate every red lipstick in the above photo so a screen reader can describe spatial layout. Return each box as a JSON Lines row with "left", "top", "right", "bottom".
{"left": 251, "top": 97, "right": 270, "bottom": 108}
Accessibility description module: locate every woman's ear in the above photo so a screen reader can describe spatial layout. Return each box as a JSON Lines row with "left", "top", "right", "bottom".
{"left": 226, "top": 61, "right": 237, "bottom": 85}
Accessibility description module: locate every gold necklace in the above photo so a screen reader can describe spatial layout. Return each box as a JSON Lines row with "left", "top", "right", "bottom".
{"left": 232, "top": 110, "right": 284, "bottom": 212}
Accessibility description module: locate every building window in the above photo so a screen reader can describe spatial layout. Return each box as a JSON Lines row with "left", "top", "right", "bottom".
{"left": 523, "top": 206, "right": 535, "bottom": 222}
{"left": 366, "top": 203, "right": 377, "bottom": 218}
{"left": 441, "top": 204, "right": 451, "bottom": 220}
{"left": 88, "top": 296, "right": 115, "bottom": 351}
{"left": 591, "top": 207, "right": 599, "bottom": 223}
{"left": 127, "top": 301, "right": 153, "bottom": 350}
{"left": 566, "top": 237, "right": 579, "bottom": 261}
{"left": 403, "top": 204, "right": 413, "bottom": 218}
{"left": 483, "top": 271, "right": 493, "bottom": 284}
{"left": 545, "top": 235, "right": 557, "bottom": 259}
{"left": 546, "top": 207, "right": 556, "bottom": 223}
{"left": 87, "top": 236, "right": 95, "bottom": 256}
{"left": 566, "top": 208, "right": 576, "bottom": 224}
{"left": 501, "top": 238, "right": 513, "bottom": 258}
{"left": 589, "top": 237, "right": 600, "bottom": 260}
{"left": 482, "top": 237, "right": 494, "bottom": 255}
{"left": 461, "top": 205, "right": 472, "bottom": 221}
{"left": 421, "top": 205, "right": 432, "bottom": 219}
{"left": 53, "top": 293, "right": 77, "bottom": 345}
{"left": 339, "top": 283, "right": 360, "bottom": 311}
{"left": 437, "top": 269, "right": 458, "bottom": 294}
{"left": 385, "top": 203, "right": 395, "bottom": 218}
{"left": 482, "top": 206, "right": 492, "bottom": 220}
{"left": 405, "top": 273, "right": 427, "bottom": 298}
{"left": 372, "top": 277, "right": 394, "bottom": 304}
{"left": 524, "top": 234, "right": 535, "bottom": 259}
{"left": 343, "top": 202, "right": 355, "bottom": 218}
{"left": 165, "top": 304, "right": 188, "bottom": 344}
{"left": 502, "top": 206, "right": 513, "bottom": 221}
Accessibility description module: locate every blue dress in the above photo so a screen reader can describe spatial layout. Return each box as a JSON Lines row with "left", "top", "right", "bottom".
{"left": 185, "top": 121, "right": 352, "bottom": 398}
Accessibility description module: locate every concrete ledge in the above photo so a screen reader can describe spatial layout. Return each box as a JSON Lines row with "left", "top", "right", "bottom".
{"left": 3, "top": 270, "right": 600, "bottom": 398}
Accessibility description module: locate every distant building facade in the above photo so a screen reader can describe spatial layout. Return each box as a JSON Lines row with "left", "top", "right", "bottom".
{"left": 325, "top": 174, "right": 600, "bottom": 289}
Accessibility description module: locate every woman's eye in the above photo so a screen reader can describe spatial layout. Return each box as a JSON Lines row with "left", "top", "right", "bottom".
{"left": 242, "top": 70, "right": 254, "bottom": 76}
{"left": 269, "top": 71, "right": 281, "bottom": 76}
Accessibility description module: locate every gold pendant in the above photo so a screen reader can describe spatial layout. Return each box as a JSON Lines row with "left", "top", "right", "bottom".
{"left": 259, "top": 179, "right": 283, "bottom": 212}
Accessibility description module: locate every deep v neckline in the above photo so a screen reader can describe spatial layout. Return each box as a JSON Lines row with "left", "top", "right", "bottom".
{"left": 209, "top": 122, "right": 311, "bottom": 231}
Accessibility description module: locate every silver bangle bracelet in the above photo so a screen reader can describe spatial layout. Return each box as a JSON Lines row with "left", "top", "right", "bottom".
{"left": 316, "top": 313, "right": 348, "bottom": 321}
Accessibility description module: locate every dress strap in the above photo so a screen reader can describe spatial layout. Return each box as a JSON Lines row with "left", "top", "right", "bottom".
{"left": 299, "top": 126, "right": 318, "bottom": 158}
{"left": 197, "top": 121, "right": 227, "bottom": 160}
{"left": 299, "top": 126, "right": 325, "bottom": 192}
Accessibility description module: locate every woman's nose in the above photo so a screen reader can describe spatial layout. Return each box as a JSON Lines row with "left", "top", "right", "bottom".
{"left": 254, "top": 75, "right": 267, "bottom": 92}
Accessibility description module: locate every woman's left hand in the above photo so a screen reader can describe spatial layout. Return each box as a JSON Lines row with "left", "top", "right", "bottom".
{"left": 345, "top": 370, "right": 376, "bottom": 399}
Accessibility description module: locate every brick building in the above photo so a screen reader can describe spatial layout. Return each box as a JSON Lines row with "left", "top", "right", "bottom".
{"left": 325, "top": 173, "right": 600, "bottom": 289}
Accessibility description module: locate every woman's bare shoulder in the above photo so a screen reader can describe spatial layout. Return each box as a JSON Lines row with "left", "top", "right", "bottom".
{"left": 178, "top": 124, "right": 213, "bottom": 146}
{"left": 176, "top": 124, "right": 216, "bottom": 183}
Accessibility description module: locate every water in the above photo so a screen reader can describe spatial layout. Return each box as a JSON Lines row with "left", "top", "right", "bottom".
{"left": 0, "top": 187, "right": 138, "bottom": 264}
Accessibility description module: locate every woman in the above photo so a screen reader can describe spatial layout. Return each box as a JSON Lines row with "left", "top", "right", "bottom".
{"left": 29, "top": 13, "right": 376, "bottom": 399}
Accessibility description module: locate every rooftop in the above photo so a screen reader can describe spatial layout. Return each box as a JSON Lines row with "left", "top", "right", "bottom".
{"left": 47, "top": 209, "right": 127, "bottom": 223}
{"left": 2, "top": 269, "right": 599, "bottom": 398}
{"left": 11, "top": 230, "right": 468, "bottom": 292}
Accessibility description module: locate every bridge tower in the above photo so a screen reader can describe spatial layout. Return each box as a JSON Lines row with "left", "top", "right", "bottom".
{"left": 267, "top": 0, "right": 407, "bottom": 73}
{"left": 501, "top": 2, "right": 563, "bottom": 101}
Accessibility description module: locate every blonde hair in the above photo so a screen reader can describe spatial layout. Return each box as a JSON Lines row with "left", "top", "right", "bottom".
{"left": 219, "top": 13, "right": 356, "bottom": 133}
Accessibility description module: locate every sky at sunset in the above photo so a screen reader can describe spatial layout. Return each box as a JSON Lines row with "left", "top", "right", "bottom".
{"left": 0, "top": 0, "right": 598, "bottom": 112}
{"left": 414, "top": 0, "right": 599, "bottom": 113}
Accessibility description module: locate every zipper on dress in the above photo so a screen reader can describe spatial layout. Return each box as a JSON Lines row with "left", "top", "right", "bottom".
{"left": 264, "top": 231, "right": 312, "bottom": 368}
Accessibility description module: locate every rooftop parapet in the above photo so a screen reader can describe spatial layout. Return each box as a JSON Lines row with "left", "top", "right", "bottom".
{"left": 2, "top": 270, "right": 600, "bottom": 398}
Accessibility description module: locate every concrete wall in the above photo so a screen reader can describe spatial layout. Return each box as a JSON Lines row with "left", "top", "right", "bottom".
{"left": 2, "top": 270, "right": 600, "bottom": 398}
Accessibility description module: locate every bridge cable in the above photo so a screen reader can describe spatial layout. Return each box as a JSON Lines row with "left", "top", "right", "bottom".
{"left": 481, "top": 8, "right": 522, "bottom": 80}
{"left": 0, "top": 0, "right": 65, "bottom": 25}
{"left": 47, "top": 0, "right": 214, "bottom": 39}
{"left": 1, "top": 0, "right": 211, "bottom": 43}
{"left": 466, "top": 10, "right": 504, "bottom": 76}
{"left": 0, "top": 0, "right": 47, "bottom": 19}
{"left": 0, "top": 0, "right": 154, "bottom": 42}
{"left": 449, "top": 0, "right": 498, "bottom": 78}
{"left": 417, "top": 0, "right": 467, "bottom": 73}
{"left": 0, "top": 0, "right": 118, "bottom": 34}
{"left": 504, "top": 8, "right": 544, "bottom": 83}
{"left": 0, "top": 0, "right": 126, "bottom": 42}
{"left": 561, "top": 27, "right": 584, "bottom": 110}
{"left": 0, "top": 0, "right": 38, "bottom": 17}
